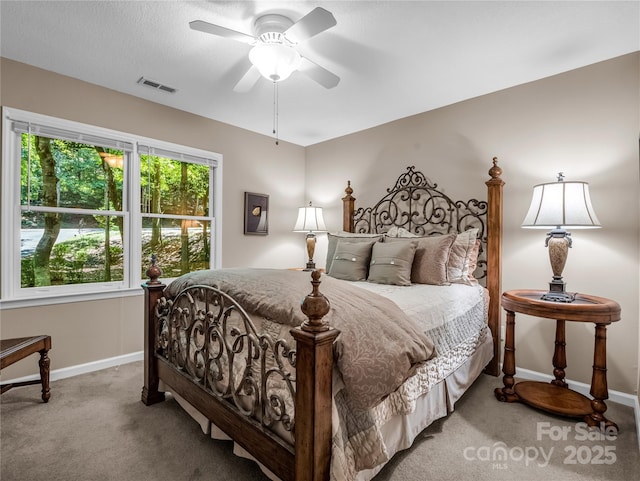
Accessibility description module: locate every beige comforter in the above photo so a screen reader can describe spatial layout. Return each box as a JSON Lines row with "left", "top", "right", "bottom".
{"left": 164, "top": 268, "right": 435, "bottom": 411}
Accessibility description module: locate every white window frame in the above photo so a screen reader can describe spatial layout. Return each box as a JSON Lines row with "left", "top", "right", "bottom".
{"left": 1, "top": 107, "right": 223, "bottom": 309}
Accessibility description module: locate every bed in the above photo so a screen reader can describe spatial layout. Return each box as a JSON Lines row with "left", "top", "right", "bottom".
{"left": 141, "top": 159, "right": 505, "bottom": 481}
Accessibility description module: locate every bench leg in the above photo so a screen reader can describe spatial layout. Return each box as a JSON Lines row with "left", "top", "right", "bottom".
{"left": 38, "top": 349, "right": 51, "bottom": 403}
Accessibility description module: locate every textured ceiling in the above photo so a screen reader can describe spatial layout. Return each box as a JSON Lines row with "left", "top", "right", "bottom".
{"left": 1, "top": 1, "right": 638, "bottom": 146}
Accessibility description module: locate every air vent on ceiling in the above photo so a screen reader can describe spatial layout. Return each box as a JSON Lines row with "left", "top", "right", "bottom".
{"left": 137, "top": 77, "right": 177, "bottom": 94}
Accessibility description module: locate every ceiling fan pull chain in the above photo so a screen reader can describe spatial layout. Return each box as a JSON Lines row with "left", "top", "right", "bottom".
{"left": 273, "top": 81, "right": 279, "bottom": 145}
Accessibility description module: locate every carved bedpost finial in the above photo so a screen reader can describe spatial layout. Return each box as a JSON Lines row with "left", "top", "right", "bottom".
{"left": 300, "top": 270, "right": 331, "bottom": 332}
{"left": 145, "top": 254, "right": 163, "bottom": 285}
{"left": 344, "top": 180, "right": 353, "bottom": 197}
{"left": 489, "top": 157, "right": 502, "bottom": 180}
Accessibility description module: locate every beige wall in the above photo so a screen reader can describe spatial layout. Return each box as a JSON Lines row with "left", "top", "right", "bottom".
{"left": 2, "top": 54, "right": 639, "bottom": 399}
{"left": 0, "top": 58, "right": 307, "bottom": 379}
{"left": 306, "top": 53, "right": 640, "bottom": 397}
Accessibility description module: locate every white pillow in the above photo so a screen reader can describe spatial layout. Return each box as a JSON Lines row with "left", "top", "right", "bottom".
{"left": 385, "top": 226, "right": 418, "bottom": 238}
{"left": 447, "top": 228, "right": 479, "bottom": 285}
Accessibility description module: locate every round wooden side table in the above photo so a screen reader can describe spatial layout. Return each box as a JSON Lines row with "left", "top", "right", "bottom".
{"left": 495, "top": 289, "right": 621, "bottom": 431}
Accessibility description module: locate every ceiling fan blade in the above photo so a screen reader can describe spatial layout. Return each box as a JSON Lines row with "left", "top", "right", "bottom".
{"left": 189, "top": 20, "right": 256, "bottom": 44}
{"left": 233, "top": 65, "right": 261, "bottom": 93}
{"left": 298, "top": 57, "right": 340, "bottom": 89}
{"left": 284, "top": 7, "right": 336, "bottom": 43}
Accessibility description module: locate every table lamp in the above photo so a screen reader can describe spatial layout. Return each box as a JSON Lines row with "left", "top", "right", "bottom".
{"left": 293, "top": 202, "right": 327, "bottom": 270}
{"left": 521, "top": 173, "right": 601, "bottom": 302}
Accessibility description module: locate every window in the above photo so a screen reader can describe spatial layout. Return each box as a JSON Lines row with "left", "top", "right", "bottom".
{"left": 1, "top": 107, "right": 222, "bottom": 307}
{"left": 138, "top": 145, "right": 215, "bottom": 279}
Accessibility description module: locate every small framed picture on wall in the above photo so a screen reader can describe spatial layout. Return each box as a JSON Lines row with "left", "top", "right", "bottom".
{"left": 244, "top": 192, "right": 269, "bottom": 235}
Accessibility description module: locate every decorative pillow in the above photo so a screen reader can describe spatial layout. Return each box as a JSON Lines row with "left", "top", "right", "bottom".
{"left": 448, "top": 228, "right": 479, "bottom": 285}
{"left": 466, "top": 239, "right": 481, "bottom": 285}
{"left": 385, "top": 226, "right": 418, "bottom": 238}
{"left": 326, "top": 232, "right": 382, "bottom": 273}
{"left": 385, "top": 233, "right": 456, "bottom": 285}
{"left": 327, "top": 239, "right": 376, "bottom": 281}
{"left": 367, "top": 240, "right": 417, "bottom": 286}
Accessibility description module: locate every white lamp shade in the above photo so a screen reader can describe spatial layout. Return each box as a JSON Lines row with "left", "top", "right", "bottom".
{"left": 293, "top": 205, "right": 327, "bottom": 232}
{"left": 522, "top": 180, "right": 601, "bottom": 229}
{"left": 249, "top": 43, "right": 301, "bottom": 82}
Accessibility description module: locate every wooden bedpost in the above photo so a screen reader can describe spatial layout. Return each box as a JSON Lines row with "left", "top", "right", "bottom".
{"left": 485, "top": 157, "right": 504, "bottom": 376}
{"left": 141, "top": 255, "right": 166, "bottom": 405}
{"left": 342, "top": 181, "right": 355, "bottom": 232}
{"left": 290, "top": 271, "right": 340, "bottom": 481}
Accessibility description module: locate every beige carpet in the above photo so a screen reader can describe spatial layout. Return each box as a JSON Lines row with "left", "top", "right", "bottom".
{"left": 1, "top": 361, "right": 638, "bottom": 481}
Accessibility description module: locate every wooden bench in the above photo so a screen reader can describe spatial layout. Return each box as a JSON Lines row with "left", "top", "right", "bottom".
{"left": 0, "top": 336, "right": 51, "bottom": 402}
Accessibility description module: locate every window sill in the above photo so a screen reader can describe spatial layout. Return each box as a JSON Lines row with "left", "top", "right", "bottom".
{"left": 0, "top": 287, "right": 145, "bottom": 310}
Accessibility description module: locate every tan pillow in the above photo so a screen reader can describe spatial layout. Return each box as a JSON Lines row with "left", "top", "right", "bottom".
{"left": 367, "top": 241, "right": 417, "bottom": 286}
{"left": 326, "top": 232, "right": 382, "bottom": 273}
{"left": 448, "top": 228, "right": 479, "bottom": 285}
{"left": 386, "top": 234, "right": 456, "bottom": 285}
{"left": 327, "top": 239, "right": 376, "bottom": 281}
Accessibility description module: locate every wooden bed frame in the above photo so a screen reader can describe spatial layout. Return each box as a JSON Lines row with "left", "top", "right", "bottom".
{"left": 141, "top": 159, "right": 504, "bottom": 481}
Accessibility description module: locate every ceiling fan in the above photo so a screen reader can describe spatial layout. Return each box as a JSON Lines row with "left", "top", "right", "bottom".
{"left": 190, "top": 7, "right": 340, "bottom": 93}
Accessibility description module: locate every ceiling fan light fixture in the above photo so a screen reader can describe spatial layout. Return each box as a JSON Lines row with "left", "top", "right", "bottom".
{"left": 249, "top": 43, "right": 301, "bottom": 82}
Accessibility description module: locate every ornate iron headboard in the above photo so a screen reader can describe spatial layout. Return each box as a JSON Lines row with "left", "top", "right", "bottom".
{"left": 351, "top": 166, "right": 488, "bottom": 281}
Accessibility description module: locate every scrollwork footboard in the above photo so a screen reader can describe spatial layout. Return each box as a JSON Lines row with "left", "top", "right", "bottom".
{"left": 143, "top": 269, "right": 339, "bottom": 481}
{"left": 155, "top": 284, "right": 297, "bottom": 444}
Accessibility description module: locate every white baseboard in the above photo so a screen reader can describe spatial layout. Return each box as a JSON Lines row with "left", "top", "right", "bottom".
{"left": 513, "top": 365, "right": 640, "bottom": 453}
{"left": 1, "top": 351, "right": 143, "bottom": 385}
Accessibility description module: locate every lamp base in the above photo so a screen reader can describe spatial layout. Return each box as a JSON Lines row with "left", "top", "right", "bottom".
{"left": 541, "top": 291, "right": 577, "bottom": 303}
{"left": 541, "top": 230, "right": 576, "bottom": 303}
{"left": 303, "top": 233, "right": 317, "bottom": 272}
{"left": 541, "top": 278, "right": 576, "bottom": 303}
